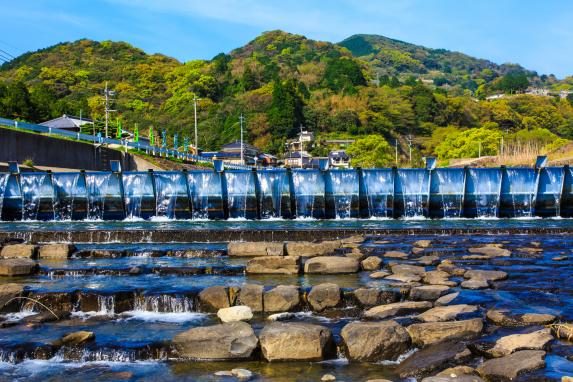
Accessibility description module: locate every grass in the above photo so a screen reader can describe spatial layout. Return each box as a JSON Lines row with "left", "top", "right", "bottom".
{"left": 549, "top": 322, "right": 573, "bottom": 341}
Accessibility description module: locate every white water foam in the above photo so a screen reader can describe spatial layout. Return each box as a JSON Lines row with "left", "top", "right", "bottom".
{"left": 120, "top": 310, "right": 207, "bottom": 323}
{"left": 377, "top": 348, "right": 419, "bottom": 365}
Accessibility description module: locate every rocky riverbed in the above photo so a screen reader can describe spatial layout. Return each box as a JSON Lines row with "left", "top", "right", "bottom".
{"left": 0, "top": 234, "right": 572, "bottom": 381}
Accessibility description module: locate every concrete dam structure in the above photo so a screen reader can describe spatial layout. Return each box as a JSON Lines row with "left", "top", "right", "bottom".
{"left": 0, "top": 165, "right": 572, "bottom": 221}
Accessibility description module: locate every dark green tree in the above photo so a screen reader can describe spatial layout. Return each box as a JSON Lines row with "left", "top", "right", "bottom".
{"left": 267, "top": 79, "right": 305, "bottom": 138}
{"left": 323, "top": 57, "right": 366, "bottom": 93}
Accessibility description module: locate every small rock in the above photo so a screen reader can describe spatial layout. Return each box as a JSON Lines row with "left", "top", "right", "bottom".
{"left": 391, "top": 264, "right": 426, "bottom": 276}
{"left": 464, "top": 270, "right": 508, "bottom": 281}
{"left": 53, "top": 331, "right": 95, "bottom": 346}
{"left": 486, "top": 329, "right": 553, "bottom": 357}
{"left": 365, "top": 301, "right": 433, "bottom": 319}
{"left": 217, "top": 306, "right": 253, "bottom": 323}
{"left": 369, "top": 270, "right": 391, "bottom": 279}
{"left": 553, "top": 256, "right": 568, "bottom": 261}
{"left": 231, "top": 368, "right": 253, "bottom": 380}
{"left": 321, "top": 374, "right": 336, "bottom": 381}
{"left": 307, "top": 283, "right": 341, "bottom": 312}
{"left": 407, "top": 318, "right": 483, "bottom": 346}
{"left": 423, "top": 270, "right": 457, "bottom": 287}
{"left": 385, "top": 273, "right": 422, "bottom": 284}
{"left": 384, "top": 251, "right": 409, "bottom": 259}
{"left": 417, "top": 304, "right": 478, "bottom": 322}
{"left": 198, "top": 286, "right": 230, "bottom": 312}
{"left": 436, "top": 366, "right": 477, "bottom": 377}
{"left": 563, "top": 377, "right": 573, "bottom": 382}
{"left": 417, "top": 255, "right": 440, "bottom": 266}
{"left": 353, "top": 288, "right": 400, "bottom": 307}
{"left": 361, "top": 256, "right": 383, "bottom": 271}
{"left": 304, "top": 256, "right": 360, "bottom": 274}
{"left": 414, "top": 240, "right": 432, "bottom": 248}
{"left": 461, "top": 278, "right": 490, "bottom": 290}
{"left": 214, "top": 370, "right": 233, "bottom": 377}
{"left": 435, "top": 292, "right": 460, "bottom": 306}
{"left": 477, "top": 350, "right": 546, "bottom": 381}
{"left": 412, "top": 247, "right": 425, "bottom": 255}
{"left": 264, "top": 285, "right": 300, "bottom": 313}
{"left": 468, "top": 246, "right": 511, "bottom": 257}
{"left": 410, "top": 285, "right": 450, "bottom": 301}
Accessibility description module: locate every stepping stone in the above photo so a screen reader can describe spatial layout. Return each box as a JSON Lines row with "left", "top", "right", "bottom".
{"left": 264, "top": 285, "right": 300, "bottom": 313}
{"left": 396, "top": 341, "right": 470, "bottom": 379}
{"left": 417, "top": 304, "right": 478, "bottom": 322}
{"left": 361, "top": 256, "right": 382, "bottom": 271}
{"left": 217, "top": 306, "right": 253, "bottom": 323}
{"left": 485, "top": 328, "right": 553, "bottom": 357}
{"left": 246, "top": 256, "right": 300, "bottom": 274}
{"left": 468, "top": 246, "right": 511, "bottom": 258}
{"left": 259, "top": 322, "right": 336, "bottom": 361}
{"left": 407, "top": 318, "right": 483, "bottom": 346}
{"left": 307, "top": 283, "right": 341, "bottom": 312}
{"left": 341, "top": 320, "right": 411, "bottom": 362}
{"left": 384, "top": 251, "right": 409, "bottom": 259}
{"left": 304, "top": 256, "right": 360, "bottom": 274}
{"left": 410, "top": 285, "right": 450, "bottom": 301}
{"left": 486, "top": 309, "right": 556, "bottom": 327}
{"left": 369, "top": 270, "right": 390, "bottom": 279}
{"left": 477, "top": 350, "right": 546, "bottom": 381}
{"left": 364, "top": 301, "right": 432, "bottom": 319}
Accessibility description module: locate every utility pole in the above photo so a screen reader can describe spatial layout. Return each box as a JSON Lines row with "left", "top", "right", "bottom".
{"left": 395, "top": 139, "right": 399, "bottom": 165}
{"left": 239, "top": 114, "right": 245, "bottom": 165}
{"left": 299, "top": 124, "right": 304, "bottom": 168}
{"left": 478, "top": 141, "right": 482, "bottom": 158}
{"left": 193, "top": 96, "right": 201, "bottom": 158}
{"left": 407, "top": 135, "right": 413, "bottom": 165}
{"left": 103, "top": 82, "right": 116, "bottom": 139}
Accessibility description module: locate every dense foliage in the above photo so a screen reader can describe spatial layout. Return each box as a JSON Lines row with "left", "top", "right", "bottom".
{"left": 1, "top": 30, "right": 572, "bottom": 162}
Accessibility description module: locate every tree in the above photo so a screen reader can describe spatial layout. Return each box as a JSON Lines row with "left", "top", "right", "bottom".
{"left": 267, "top": 79, "right": 305, "bottom": 138}
{"left": 0, "top": 81, "right": 34, "bottom": 120}
{"left": 323, "top": 57, "right": 366, "bottom": 93}
{"left": 435, "top": 125, "right": 502, "bottom": 159}
{"left": 346, "top": 135, "right": 394, "bottom": 167}
{"left": 497, "top": 72, "right": 529, "bottom": 93}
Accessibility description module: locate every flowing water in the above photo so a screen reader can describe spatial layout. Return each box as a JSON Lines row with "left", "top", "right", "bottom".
{"left": 395, "top": 169, "right": 429, "bottom": 218}
{"left": 225, "top": 170, "right": 257, "bottom": 219}
{"left": 188, "top": 171, "right": 224, "bottom": 220}
{"left": 291, "top": 169, "right": 325, "bottom": 218}
{"left": 466, "top": 168, "right": 502, "bottom": 218}
{"left": 430, "top": 168, "right": 465, "bottom": 218}
{"left": 362, "top": 169, "right": 394, "bottom": 218}
{"left": 0, "top": 174, "right": 9, "bottom": 220}
{"left": 154, "top": 172, "right": 189, "bottom": 220}
{"left": 20, "top": 173, "right": 54, "bottom": 221}
{"left": 501, "top": 168, "right": 537, "bottom": 218}
{"left": 258, "top": 169, "right": 291, "bottom": 219}
{"left": 328, "top": 170, "right": 359, "bottom": 219}
{"left": 122, "top": 173, "right": 154, "bottom": 220}
{"left": 52, "top": 173, "right": 83, "bottom": 221}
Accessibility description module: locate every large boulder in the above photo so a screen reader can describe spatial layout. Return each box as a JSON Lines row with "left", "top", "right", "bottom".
{"left": 263, "top": 285, "right": 300, "bottom": 313}
{"left": 407, "top": 318, "right": 483, "bottom": 346}
{"left": 353, "top": 288, "right": 401, "bottom": 307}
{"left": 417, "top": 305, "right": 478, "bottom": 322}
{"left": 228, "top": 242, "right": 284, "bottom": 257}
{"left": 237, "top": 284, "right": 264, "bottom": 312}
{"left": 198, "top": 286, "right": 230, "bottom": 312}
{"left": 246, "top": 256, "right": 300, "bottom": 274}
{"left": 286, "top": 240, "right": 341, "bottom": 257}
{"left": 0, "top": 283, "right": 25, "bottom": 312}
{"left": 173, "top": 321, "right": 258, "bottom": 360}
{"left": 1, "top": 244, "right": 37, "bottom": 259}
{"left": 364, "top": 301, "right": 433, "bottom": 319}
{"left": 0, "top": 258, "right": 38, "bottom": 276}
{"left": 217, "top": 306, "right": 253, "bottom": 323}
{"left": 259, "top": 322, "right": 336, "bottom": 361}
{"left": 341, "top": 320, "right": 411, "bottom": 362}
{"left": 307, "top": 283, "right": 341, "bottom": 312}
{"left": 485, "top": 329, "right": 553, "bottom": 357}
{"left": 486, "top": 309, "right": 556, "bottom": 327}
{"left": 468, "top": 246, "right": 511, "bottom": 258}
{"left": 477, "top": 350, "right": 546, "bottom": 381}
{"left": 304, "top": 256, "right": 359, "bottom": 274}
{"left": 410, "top": 285, "right": 450, "bottom": 301}
{"left": 38, "top": 244, "right": 76, "bottom": 259}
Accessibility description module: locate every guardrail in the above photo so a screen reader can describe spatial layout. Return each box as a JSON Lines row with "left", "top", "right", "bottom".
{"left": 0, "top": 117, "right": 250, "bottom": 170}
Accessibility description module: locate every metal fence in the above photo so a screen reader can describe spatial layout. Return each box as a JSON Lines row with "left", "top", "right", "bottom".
{"left": 0, "top": 117, "right": 250, "bottom": 170}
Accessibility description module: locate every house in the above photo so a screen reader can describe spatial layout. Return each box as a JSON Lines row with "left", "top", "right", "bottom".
{"left": 284, "top": 151, "right": 312, "bottom": 168}
{"left": 257, "top": 153, "right": 277, "bottom": 167}
{"left": 39, "top": 114, "right": 94, "bottom": 132}
{"left": 329, "top": 150, "right": 351, "bottom": 169}
{"left": 286, "top": 129, "right": 314, "bottom": 152}
{"left": 202, "top": 140, "right": 265, "bottom": 166}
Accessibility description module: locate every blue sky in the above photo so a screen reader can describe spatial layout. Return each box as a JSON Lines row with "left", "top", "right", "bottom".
{"left": 0, "top": 0, "right": 572, "bottom": 77}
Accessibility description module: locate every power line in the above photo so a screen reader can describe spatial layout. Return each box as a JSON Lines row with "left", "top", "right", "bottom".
{"left": 0, "top": 48, "right": 16, "bottom": 60}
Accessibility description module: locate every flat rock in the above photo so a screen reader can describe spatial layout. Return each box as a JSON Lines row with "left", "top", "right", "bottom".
{"left": 237, "top": 284, "right": 264, "bottom": 312}
{"left": 486, "top": 309, "right": 556, "bottom": 327}
{"left": 246, "top": 256, "right": 300, "bottom": 274}
{"left": 0, "top": 283, "right": 25, "bottom": 311}
{"left": 369, "top": 270, "right": 391, "bottom": 279}
{"left": 468, "top": 246, "right": 511, "bottom": 257}
{"left": 228, "top": 242, "right": 284, "bottom": 257}
{"left": 198, "top": 286, "right": 230, "bottom": 312}
{"left": 422, "top": 376, "right": 484, "bottom": 382}
{"left": 417, "top": 304, "right": 478, "bottom": 322}
{"left": 423, "top": 270, "right": 457, "bottom": 287}
{"left": 436, "top": 366, "right": 478, "bottom": 377}
{"left": 173, "top": 321, "right": 258, "bottom": 360}
{"left": 361, "top": 256, "right": 383, "bottom": 271}
{"left": 264, "top": 285, "right": 300, "bottom": 313}
{"left": 391, "top": 264, "right": 426, "bottom": 276}
{"left": 486, "top": 329, "right": 553, "bottom": 357}
{"left": 341, "top": 320, "right": 411, "bottom": 362}
{"left": 38, "top": 244, "right": 75, "bottom": 259}
{"left": 461, "top": 278, "right": 490, "bottom": 290}
{"left": 435, "top": 292, "right": 461, "bottom": 306}
{"left": 0, "top": 244, "right": 37, "bottom": 259}
{"left": 410, "top": 285, "right": 450, "bottom": 301}
{"left": 365, "top": 301, "right": 433, "bottom": 319}
{"left": 307, "top": 283, "right": 341, "bottom": 312}
{"left": 477, "top": 350, "right": 546, "bottom": 381}
{"left": 396, "top": 341, "right": 470, "bottom": 379}
{"left": 259, "top": 322, "right": 336, "bottom": 361}
{"left": 385, "top": 274, "right": 422, "bottom": 284}
{"left": 414, "top": 240, "right": 432, "bottom": 248}
{"left": 384, "top": 251, "right": 409, "bottom": 259}
{"left": 304, "top": 256, "right": 360, "bottom": 274}
{"left": 53, "top": 331, "right": 95, "bottom": 346}
{"left": 464, "top": 270, "right": 508, "bottom": 281}
{"left": 407, "top": 318, "right": 483, "bottom": 346}
{"left": 286, "top": 240, "right": 341, "bottom": 257}
{"left": 417, "top": 255, "right": 440, "bottom": 266}
{"left": 231, "top": 368, "right": 253, "bottom": 380}
{"left": 217, "top": 306, "right": 253, "bottom": 323}
{"left": 0, "top": 258, "right": 38, "bottom": 276}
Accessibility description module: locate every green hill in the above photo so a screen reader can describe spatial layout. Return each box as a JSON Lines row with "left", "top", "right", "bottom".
{"left": 1, "top": 30, "right": 573, "bottom": 165}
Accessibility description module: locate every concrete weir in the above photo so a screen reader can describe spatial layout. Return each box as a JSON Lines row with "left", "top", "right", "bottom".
{"left": 1, "top": 227, "right": 573, "bottom": 243}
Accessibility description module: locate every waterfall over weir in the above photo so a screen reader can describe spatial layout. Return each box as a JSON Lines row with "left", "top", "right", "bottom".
{"left": 3, "top": 166, "right": 573, "bottom": 220}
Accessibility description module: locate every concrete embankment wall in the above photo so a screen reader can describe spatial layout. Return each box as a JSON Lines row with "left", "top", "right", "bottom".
{"left": 0, "top": 128, "right": 138, "bottom": 171}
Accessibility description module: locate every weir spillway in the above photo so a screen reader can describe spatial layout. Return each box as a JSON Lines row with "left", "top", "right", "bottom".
{"left": 1, "top": 166, "right": 572, "bottom": 221}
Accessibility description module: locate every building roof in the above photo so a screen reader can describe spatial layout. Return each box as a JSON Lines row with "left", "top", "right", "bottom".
{"left": 285, "top": 151, "right": 312, "bottom": 159}
{"left": 329, "top": 150, "right": 350, "bottom": 160}
{"left": 39, "top": 114, "right": 94, "bottom": 130}
{"left": 221, "top": 140, "right": 260, "bottom": 152}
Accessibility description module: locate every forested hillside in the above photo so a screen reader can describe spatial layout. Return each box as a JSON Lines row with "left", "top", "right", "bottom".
{"left": 1, "top": 30, "right": 573, "bottom": 166}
